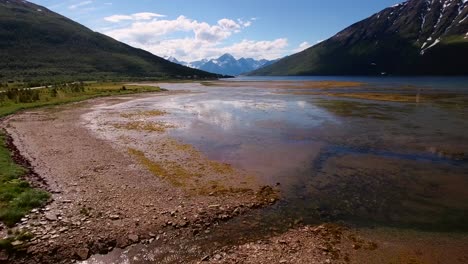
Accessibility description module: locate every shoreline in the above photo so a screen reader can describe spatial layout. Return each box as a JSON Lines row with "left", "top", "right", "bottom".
{"left": 0, "top": 92, "right": 278, "bottom": 263}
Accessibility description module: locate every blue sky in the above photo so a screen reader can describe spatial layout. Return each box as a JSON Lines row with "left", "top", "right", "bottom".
{"left": 32, "top": 0, "right": 402, "bottom": 61}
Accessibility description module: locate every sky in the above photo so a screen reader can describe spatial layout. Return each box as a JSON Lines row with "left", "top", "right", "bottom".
{"left": 32, "top": 0, "right": 402, "bottom": 62}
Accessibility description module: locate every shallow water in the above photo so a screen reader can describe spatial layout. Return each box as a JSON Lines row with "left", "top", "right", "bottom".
{"left": 84, "top": 78, "right": 468, "bottom": 263}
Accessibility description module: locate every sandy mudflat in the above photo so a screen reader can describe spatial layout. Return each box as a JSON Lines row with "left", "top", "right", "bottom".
{"left": 1, "top": 92, "right": 275, "bottom": 263}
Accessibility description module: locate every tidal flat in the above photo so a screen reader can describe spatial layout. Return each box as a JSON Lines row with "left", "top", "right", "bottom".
{"left": 2, "top": 79, "right": 468, "bottom": 263}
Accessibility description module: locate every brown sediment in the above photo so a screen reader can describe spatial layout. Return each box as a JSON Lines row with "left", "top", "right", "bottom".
{"left": 111, "top": 120, "right": 176, "bottom": 133}
{"left": 321, "top": 92, "right": 461, "bottom": 102}
{"left": 314, "top": 99, "right": 406, "bottom": 120}
{"left": 203, "top": 224, "right": 373, "bottom": 264}
{"left": 126, "top": 136, "right": 258, "bottom": 196}
{"left": 206, "top": 224, "right": 468, "bottom": 264}
{"left": 0, "top": 92, "right": 277, "bottom": 263}
{"left": 277, "top": 90, "right": 466, "bottom": 103}
{"left": 202, "top": 80, "right": 365, "bottom": 89}
{"left": 120, "top": 110, "right": 168, "bottom": 118}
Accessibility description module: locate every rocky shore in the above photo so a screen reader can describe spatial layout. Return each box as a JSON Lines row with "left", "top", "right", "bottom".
{"left": 0, "top": 94, "right": 278, "bottom": 263}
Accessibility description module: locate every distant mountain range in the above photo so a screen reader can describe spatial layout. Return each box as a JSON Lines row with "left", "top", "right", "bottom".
{"left": 0, "top": 0, "right": 220, "bottom": 81}
{"left": 166, "top": 54, "right": 277, "bottom": 76}
{"left": 251, "top": 0, "right": 468, "bottom": 76}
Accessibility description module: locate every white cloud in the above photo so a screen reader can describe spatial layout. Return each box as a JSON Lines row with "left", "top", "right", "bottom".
{"left": 104, "top": 12, "right": 166, "bottom": 23}
{"left": 219, "top": 39, "right": 288, "bottom": 60}
{"left": 237, "top": 19, "right": 252, "bottom": 28}
{"left": 294, "top": 41, "right": 312, "bottom": 52}
{"left": 102, "top": 15, "right": 286, "bottom": 61}
{"left": 69, "top": 1, "right": 93, "bottom": 10}
{"left": 105, "top": 16, "right": 243, "bottom": 43}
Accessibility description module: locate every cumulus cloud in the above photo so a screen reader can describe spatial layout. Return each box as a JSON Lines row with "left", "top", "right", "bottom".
{"left": 69, "top": 1, "right": 93, "bottom": 10}
{"left": 104, "top": 12, "right": 166, "bottom": 23}
{"left": 102, "top": 14, "right": 286, "bottom": 61}
{"left": 294, "top": 41, "right": 312, "bottom": 52}
{"left": 105, "top": 16, "right": 243, "bottom": 43}
{"left": 220, "top": 39, "right": 288, "bottom": 59}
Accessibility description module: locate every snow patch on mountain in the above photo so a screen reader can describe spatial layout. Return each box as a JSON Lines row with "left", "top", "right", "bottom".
{"left": 166, "top": 54, "right": 277, "bottom": 76}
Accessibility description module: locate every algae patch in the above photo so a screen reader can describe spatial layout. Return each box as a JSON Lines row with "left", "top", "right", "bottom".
{"left": 314, "top": 100, "right": 409, "bottom": 120}
{"left": 112, "top": 121, "right": 175, "bottom": 133}
{"left": 120, "top": 110, "right": 168, "bottom": 118}
{"left": 127, "top": 138, "right": 257, "bottom": 196}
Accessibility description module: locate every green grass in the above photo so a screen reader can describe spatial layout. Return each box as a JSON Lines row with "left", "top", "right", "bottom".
{"left": 0, "top": 82, "right": 164, "bottom": 229}
{"left": 0, "top": 133, "right": 50, "bottom": 227}
{"left": 0, "top": 1, "right": 221, "bottom": 82}
{"left": 0, "top": 82, "right": 163, "bottom": 117}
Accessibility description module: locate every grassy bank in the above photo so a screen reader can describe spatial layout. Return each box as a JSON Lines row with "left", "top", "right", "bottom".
{"left": 0, "top": 82, "right": 164, "bottom": 117}
{"left": 0, "top": 133, "right": 50, "bottom": 227}
{"left": 0, "top": 82, "right": 163, "bottom": 229}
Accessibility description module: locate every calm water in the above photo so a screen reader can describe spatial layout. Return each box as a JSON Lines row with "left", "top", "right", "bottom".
{"left": 156, "top": 78, "right": 468, "bottom": 231}
{"left": 85, "top": 77, "right": 468, "bottom": 263}
{"left": 229, "top": 76, "right": 468, "bottom": 89}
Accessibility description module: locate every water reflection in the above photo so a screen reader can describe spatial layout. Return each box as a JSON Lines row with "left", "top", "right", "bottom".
{"left": 84, "top": 80, "right": 468, "bottom": 263}
{"left": 149, "top": 82, "right": 468, "bottom": 231}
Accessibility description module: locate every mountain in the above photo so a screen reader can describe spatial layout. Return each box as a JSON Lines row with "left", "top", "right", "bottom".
{"left": 165, "top": 56, "right": 188, "bottom": 66}
{"left": 0, "top": 0, "right": 221, "bottom": 81}
{"left": 251, "top": 0, "right": 468, "bottom": 76}
{"left": 173, "top": 54, "right": 276, "bottom": 76}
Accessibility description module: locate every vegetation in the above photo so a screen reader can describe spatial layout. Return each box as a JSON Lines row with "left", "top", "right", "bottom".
{"left": 0, "top": 229, "right": 34, "bottom": 252}
{"left": 0, "top": 0, "right": 221, "bottom": 82}
{"left": 0, "top": 81, "right": 165, "bottom": 230}
{"left": 314, "top": 99, "right": 409, "bottom": 120}
{"left": 113, "top": 121, "right": 176, "bottom": 133}
{"left": 0, "top": 133, "right": 50, "bottom": 227}
{"left": 251, "top": 0, "right": 468, "bottom": 76}
{"left": 120, "top": 110, "right": 168, "bottom": 118}
{"left": 0, "top": 82, "right": 164, "bottom": 117}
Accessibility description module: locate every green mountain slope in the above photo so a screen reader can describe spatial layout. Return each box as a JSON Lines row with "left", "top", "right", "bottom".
{"left": 251, "top": 0, "right": 468, "bottom": 76}
{"left": 0, "top": 0, "right": 221, "bottom": 81}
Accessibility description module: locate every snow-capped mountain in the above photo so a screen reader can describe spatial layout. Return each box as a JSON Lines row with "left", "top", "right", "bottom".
{"left": 167, "top": 54, "right": 276, "bottom": 76}
{"left": 252, "top": 0, "right": 468, "bottom": 76}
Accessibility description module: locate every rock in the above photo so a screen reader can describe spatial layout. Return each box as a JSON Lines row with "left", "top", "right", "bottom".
{"left": 201, "top": 255, "right": 210, "bottom": 261}
{"left": 149, "top": 232, "right": 156, "bottom": 238}
{"left": 279, "top": 260, "right": 287, "bottom": 264}
{"left": 128, "top": 234, "right": 139, "bottom": 243}
{"left": 352, "top": 244, "right": 361, "bottom": 250}
{"left": 45, "top": 213, "right": 57, "bottom": 221}
{"left": 0, "top": 250, "right": 8, "bottom": 261}
{"left": 59, "top": 227, "right": 69, "bottom": 233}
{"left": 213, "top": 254, "right": 222, "bottom": 260}
{"left": 11, "top": 240, "right": 23, "bottom": 246}
{"left": 75, "top": 247, "right": 89, "bottom": 260}
{"left": 220, "top": 214, "right": 230, "bottom": 220}
{"left": 109, "top": 214, "right": 120, "bottom": 220}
